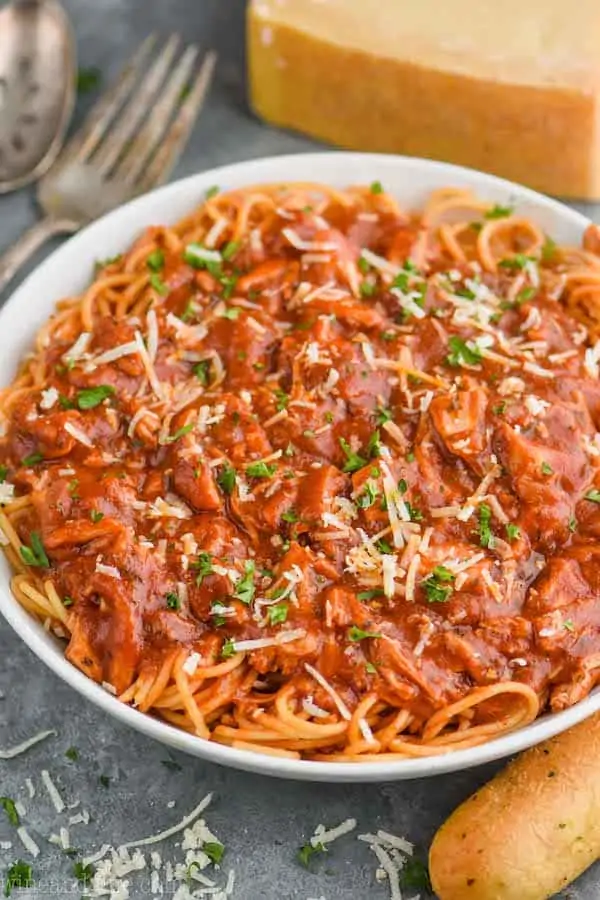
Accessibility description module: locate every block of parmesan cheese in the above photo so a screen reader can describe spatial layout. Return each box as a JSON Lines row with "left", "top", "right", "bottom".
{"left": 248, "top": 0, "right": 600, "bottom": 200}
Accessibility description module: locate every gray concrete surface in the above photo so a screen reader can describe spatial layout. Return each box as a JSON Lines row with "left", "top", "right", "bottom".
{"left": 0, "top": 2, "right": 597, "bottom": 897}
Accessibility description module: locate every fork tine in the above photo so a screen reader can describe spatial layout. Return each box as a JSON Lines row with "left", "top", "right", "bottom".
{"left": 93, "top": 34, "right": 181, "bottom": 175}
{"left": 66, "top": 34, "right": 158, "bottom": 164}
{"left": 136, "top": 51, "right": 217, "bottom": 193}
{"left": 114, "top": 44, "right": 200, "bottom": 184}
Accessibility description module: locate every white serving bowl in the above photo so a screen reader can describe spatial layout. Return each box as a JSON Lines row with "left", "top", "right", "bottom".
{"left": 0, "top": 152, "right": 595, "bottom": 782}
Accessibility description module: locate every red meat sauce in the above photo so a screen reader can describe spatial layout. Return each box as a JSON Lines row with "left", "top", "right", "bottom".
{"left": 2, "top": 199, "right": 600, "bottom": 725}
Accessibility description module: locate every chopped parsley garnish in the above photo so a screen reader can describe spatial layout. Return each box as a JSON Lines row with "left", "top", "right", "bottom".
{"left": 0, "top": 466, "right": 7, "bottom": 483}
{"left": 348, "top": 625, "right": 382, "bottom": 642}
{"left": 62, "top": 596, "right": 74, "bottom": 608}
{"left": 568, "top": 516, "right": 578, "bottom": 533}
{"left": 406, "top": 501, "right": 423, "bottom": 522}
{"left": 498, "top": 253, "right": 536, "bottom": 271}
{"left": 193, "top": 360, "right": 211, "bottom": 385}
{"left": 4, "top": 860, "right": 33, "bottom": 896}
{"left": 376, "top": 538, "right": 393, "bottom": 554}
{"left": 398, "top": 478, "right": 408, "bottom": 494}
{"left": 65, "top": 747, "right": 79, "bottom": 762}
{"left": 281, "top": 509, "right": 299, "bottom": 524}
{"left": 585, "top": 489, "right": 600, "bottom": 503}
{"left": 541, "top": 461, "right": 554, "bottom": 476}
{"left": 210, "top": 603, "right": 228, "bottom": 626}
{"left": 484, "top": 204, "right": 513, "bottom": 219}
{"left": 563, "top": 619, "right": 575, "bottom": 632}
{"left": 541, "top": 235, "right": 557, "bottom": 262}
{"left": 357, "top": 256, "right": 370, "bottom": 275}
{"left": 339, "top": 437, "right": 367, "bottom": 473}
{"left": 297, "top": 841, "right": 327, "bottom": 867}
{"left": 274, "top": 389, "right": 289, "bottom": 411}
{"left": 360, "top": 280, "right": 376, "bottom": 297}
{"left": 149, "top": 272, "right": 169, "bottom": 295}
{"left": 375, "top": 406, "right": 392, "bottom": 426}
{"left": 76, "top": 385, "right": 115, "bottom": 410}
{"left": 202, "top": 841, "right": 225, "bottom": 865}
{"left": 90, "top": 510, "right": 104, "bottom": 524}
{"left": 192, "top": 552, "right": 214, "bottom": 587}
{"left": 492, "top": 400, "right": 507, "bottom": 415}
{"left": 515, "top": 286, "right": 536, "bottom": 305}
{"left": 94, "top": 254, "right": 122, "bottom": 273}
{"left": 370, "top": 180, "right": 384, "bottom": 194}
{"left": 267, "top": 603, "right": 288, "bottom": 625}
{"left": 58, "top": 394, "right": 75, "bottom": 410}
{"left": 166, "top": 592, "right": 181, "bottom": 610}
{"left": 366, "top": 430, "right": 382, "bottom": 459}
{"left": 166, "top": 423, "right": 194, "bottom": 443}
{"left": 246, "top": 461, "right": 277, "bottom": 478}
{"left": 390, "top": 258, "right": 419, "bottom": 293}
{"left": 422, "top": 565, "right": 455, "bottom": 603}
{"left": 0, "top": 798, "right": 19, "bottom": 827}
{"left": 446, "top": 336, "right": 482, "bottom": 367}
{"left": 222, "top": 241, "right": 240, "bottom": 261}
{"left": 22, "top": 452, "right": 43, "bottom": 467}
{"left": 505, "top": 523, "right": 521, "bottom": 541}
{"left": 234, "top": 560, "right": 256, "bottom": 605}
{"left": 205, "top": 185, "right": 220, "bottom": 200}
{"left": 217, "top": 464, "right": 236, "bottom": 495}
{"left": 357, "top": 590, "right": 384, "bottom": 601}
{"left": 220, "top": 638, "right": 236, "bottom": 659}
{"left": 76, "top": 66, "right": 102, "bottom": 94}
{"left": 73, "top": 861, "right": 94, "bottom": 884}
{"left": 478, "top": 503, "right": 494, "bottom": 549}
{"left": 146, "top": 249, "right": 165, "bottom": 271}
{"left": 357, "top": 481, "right": 379, "bottom": 509}
{"left": 20, "top": 532, "right": 49, "bottom": 568}
{"left": 222, "top": 306, "right": 242, "bottom": 320}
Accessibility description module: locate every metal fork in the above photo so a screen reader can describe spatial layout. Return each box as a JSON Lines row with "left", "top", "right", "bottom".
{"left": 0, "top": 34, "right": 216, "bottom": 293}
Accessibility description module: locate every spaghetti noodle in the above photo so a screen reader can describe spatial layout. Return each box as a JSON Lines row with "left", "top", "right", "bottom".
{"left": 2, "top": 181, "right": 600, "bottom": 761}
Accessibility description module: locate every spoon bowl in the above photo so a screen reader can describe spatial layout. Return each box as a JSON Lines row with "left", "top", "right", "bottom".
{"left": 0, "top": 0, "right": 76, "bottom": 193}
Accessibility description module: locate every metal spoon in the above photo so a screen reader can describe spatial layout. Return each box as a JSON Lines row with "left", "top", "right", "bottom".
{"left": 0, "top": 0, "right": 76, "bottom": 193}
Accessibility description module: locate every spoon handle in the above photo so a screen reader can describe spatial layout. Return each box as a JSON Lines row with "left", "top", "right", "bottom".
{"left": 0, "top": 216, "right": 78, "bottom": 295}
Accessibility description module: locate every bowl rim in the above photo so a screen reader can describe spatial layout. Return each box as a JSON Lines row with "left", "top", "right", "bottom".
{"left": 0, "top": 150, "right": 595, "bottom": 783}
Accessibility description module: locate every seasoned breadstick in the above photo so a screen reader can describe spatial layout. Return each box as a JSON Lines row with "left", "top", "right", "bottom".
{"left": 430, "top": 713, "right": 600, "bottom": 900}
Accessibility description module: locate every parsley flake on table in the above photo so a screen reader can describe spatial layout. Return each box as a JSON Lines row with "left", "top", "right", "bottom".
{"left": 0, "top": 798, "right": 19, "bottom": 827}
{"left": 4, "top": 860, "right": 33, "bottom": 896}
{"left": 297, "top": 841, "right": 327, "bottom": 867}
